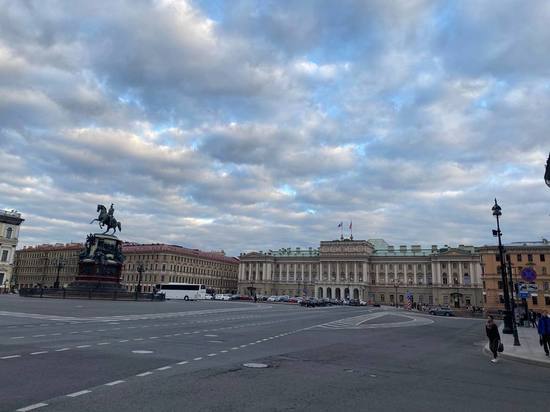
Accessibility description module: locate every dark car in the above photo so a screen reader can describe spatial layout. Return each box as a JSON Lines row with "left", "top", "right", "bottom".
{"left": 301, "top": 297, "right": 318, "bottom": 307}
{"left": 348, "top": 299, "right": 360, "bottom": 306}
{"left": 429, "top": 307, "right": 455, "bottom": 316}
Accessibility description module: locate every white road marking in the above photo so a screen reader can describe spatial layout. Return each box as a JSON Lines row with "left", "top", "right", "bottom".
{"left": 30, "top": 351, "right": 48, "bottom": 355}
{"left": 133, "top": 338, "right": 144, "bottom": 341}
{"left": 66, "top": 390, "right": 91, "bottom": 397}
{"left": 157, "top": 366, "right": 172, "bottom": 371}
{"left": 11, "top": 336, "right": 24, "bottom": 339}
{"left": 177, "top": 361, "right": 188, "bottom": 365}
{"left": 231, "top": 347, "right": 239, "bottom": 350}
{"left": 97, "top": 342, "right": 110, "bottom": 345}
{"left": 137, "top": 371, "right": 153, "bottom": 377}
{"left": 77, "top": 345, "right": 91, "bottom": 348}
{"left": 70, "top": 331, "right": 80, "bottom": 334}
{"left": 207, "top": 353, "right": 217, "bottom": 357}
{"left": 55, "top": 348, "right": 70, "bottom": 352}
{"left": 105, "top": 380, "right": 125, "bottom": 386}
{"left": 51, "top": 333, "right": 61, "bottom": 336}
{"left": 220, "top": 350, "right": 228, "bottom": 353}
{"left": 119, "top": 339, "right": 129, "bottom": 343}
{"left": 193, "top": 357, "right": 203, "bottom": 361}
{"left": 16, "top": 402, "right": 49, "bottom": 411}
{"left": 2, "top": 355, "right": 21, "bottom": 359}
{"left": 33, "top": 334, "right": 46, "bottom": 337}
{"left": 149, "top": 337, "right": 159, "bottom": 339}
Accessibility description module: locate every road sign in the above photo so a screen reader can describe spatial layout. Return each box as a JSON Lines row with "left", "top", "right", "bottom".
{"left": 518, "top": 282, "right": 538, "bottom": 293}
{"left": 521, "top": 267, "right": 537, "bottom": 282}
{"left": 519, "top": 291, "right": 530, "bottom": 299}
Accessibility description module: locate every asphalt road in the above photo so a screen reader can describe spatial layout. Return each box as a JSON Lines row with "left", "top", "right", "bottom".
{"left": 1, "top": 295, "right": 548, "bottom": 412}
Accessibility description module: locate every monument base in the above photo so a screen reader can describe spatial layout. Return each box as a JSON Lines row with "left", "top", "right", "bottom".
{"left": 68, "top": 233, "right": 127, "bottom": 291}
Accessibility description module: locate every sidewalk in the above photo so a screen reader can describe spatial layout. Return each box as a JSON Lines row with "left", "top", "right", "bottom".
{"left": 485, "top": 323, "right": 550, "bottom": 367}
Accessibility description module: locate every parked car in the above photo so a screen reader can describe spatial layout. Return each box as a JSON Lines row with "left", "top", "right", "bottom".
{"left": 429, "top": 307, "right": 455, "bottom": 316}
{"left": 230, "top": 294, "right": 241, "bottom": 300}
{"left": 215, "top": 294, "right": 231, "bottom": 301}
{"left": 267, "top": 296, "right": 278, "bottom": 302}
{"left": 289, "top": 297, "right": 299, "bottom": 304}
{"left": 278, "top": 295, "right": 290, "bottom": 302}
{"left": 301, "top": 297, "right": 318, "bottom": 307}
{"left": 349, "top": 299, "right": 360, "bottom": 306}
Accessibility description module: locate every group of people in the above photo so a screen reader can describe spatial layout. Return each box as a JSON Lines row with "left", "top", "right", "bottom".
{"left": 486, "top": 310, "right": 550, "bottom": 363}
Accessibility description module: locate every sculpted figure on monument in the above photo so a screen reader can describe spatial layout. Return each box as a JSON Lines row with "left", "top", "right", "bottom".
{"left": 545, "top": 152, "right": 550, "bottom": 188}
{"left": 90, "top": 203, "right": 122, "bottom": 235}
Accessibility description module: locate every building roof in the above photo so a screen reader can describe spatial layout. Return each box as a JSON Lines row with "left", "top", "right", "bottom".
{"left": 477, "top": 239, "right": 550, "bottom": 250}
{"left": 122, "top": 243, "right": 239, "bottom": 264}
{"left": 18, "top": 243, "right": 83, "bottom": 252}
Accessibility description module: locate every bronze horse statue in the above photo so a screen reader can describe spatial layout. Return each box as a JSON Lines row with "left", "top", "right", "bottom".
{"left": 545, "top": 152, "right": 550, "bottom": 188}
{"left": 90, "top": 204, "right": 122, "bottom": 235}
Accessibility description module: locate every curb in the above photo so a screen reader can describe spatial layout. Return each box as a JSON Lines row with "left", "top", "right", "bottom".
{"left": 482, "top": 343, "right": 550, "bottom": 368}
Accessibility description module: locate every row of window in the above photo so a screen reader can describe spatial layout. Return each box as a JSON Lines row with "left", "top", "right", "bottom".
{"left": 497, "top": 254, "right": 546, "bottom": 263}
{"left": 126, "top": 253, "right": 235, "bottom": 270}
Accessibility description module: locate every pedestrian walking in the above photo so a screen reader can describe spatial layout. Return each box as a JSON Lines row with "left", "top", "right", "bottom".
{"left": 537, "top": 310, "right": 550, "bottom": 357}
{"left": 530, "top": 310, "right": 538, "bottom": 328}
{"left": 486, "top": 315, "right": 501, "bottom": 363}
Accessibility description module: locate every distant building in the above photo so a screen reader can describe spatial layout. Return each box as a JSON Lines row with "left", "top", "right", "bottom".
{"left": 477, "top": 240, "right": 550, "bottom": 313}
{"left": 239, "top": 237, "right": 483, "bottom": 308}
{"left": 0, "top": 210, "right": 24, "bottom": 292}
{"left": 13, "top": 242, "right": 239, "bottom": 294}
{"left": 121, "top": 244, "right": 239, "bottom": 294}
{"left": 13, "top": 243, "right": 82, "bottom": 289}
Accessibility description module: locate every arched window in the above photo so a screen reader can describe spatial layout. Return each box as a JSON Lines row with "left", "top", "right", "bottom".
{"left": 6, "top": 227, "right": 13, "bottom": 239}
{"left": 442, "top": 273, "right": 448, "bottom": 285}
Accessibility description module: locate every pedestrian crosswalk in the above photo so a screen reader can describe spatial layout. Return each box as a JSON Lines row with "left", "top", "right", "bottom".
{"left": 316, "top": 311, "right": 434, "bottom": 330}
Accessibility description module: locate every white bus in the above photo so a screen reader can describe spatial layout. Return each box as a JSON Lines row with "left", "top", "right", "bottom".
{"left": 155, "top": 283, "right": 207, "bottom": 301}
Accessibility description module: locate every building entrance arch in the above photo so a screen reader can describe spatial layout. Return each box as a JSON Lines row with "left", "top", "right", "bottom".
{"left": 344, "top": 287, "right": 350, "bottom": 299}
{"left": 326, "top": 287, "right": 332, "bottom": 299}
{"left": 353, "top": 288, "right": 359, "bottom": 300}
{"left": 318, "top": 287, "right": 324, "bottom": 298}
{"left": 335, "top": 288, "right": 341, "bottom": 300}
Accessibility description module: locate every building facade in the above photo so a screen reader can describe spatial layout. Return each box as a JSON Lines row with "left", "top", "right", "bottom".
{"left": 121, "top": 244, "right": 239, "bottom": 293}
{"left": 13, "top": 242, "right": 239, "bottom": 294}
{"left": 239, "top": 238, "right": 483, "bottom": 308}
{"left": 478, "top": 240, "right": 550, "bottom": 313}
{"left": 13, "top": 243, "right": 82, "bottom": 289}
{"left": 0, "top": 210, "right": 24, "bottom": 291}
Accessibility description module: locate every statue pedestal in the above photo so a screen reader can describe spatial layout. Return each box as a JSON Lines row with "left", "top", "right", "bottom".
{"left": 68, "top": 234, "right": 126, "bottom": 291}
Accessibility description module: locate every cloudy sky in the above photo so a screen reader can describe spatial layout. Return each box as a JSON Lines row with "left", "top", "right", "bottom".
{"left": 1, "top": 0, "right": 549, "bottom": 256}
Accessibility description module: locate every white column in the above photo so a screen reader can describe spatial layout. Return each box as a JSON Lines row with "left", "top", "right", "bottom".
{"left": 375, "top": 263, "right": 379, "bottom": 284}
{"left": 384, "top": 264, "right": 388, "bottom": 284}
{"left": 413, "top": 263, "right": 417, "bottom": 285}
{"left": 363, "top": 262, "right": 367, "bottom": 283}
{"left": 301, "top": 263, "right": 304, "bottom": 281}
{"left": 285, "top": 263, "right": 289, "bottom": 282}
{"left": 336, "top": 262, "right": 340, "bottom": 280}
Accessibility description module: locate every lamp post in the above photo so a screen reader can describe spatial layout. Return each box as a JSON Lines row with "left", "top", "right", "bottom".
{"left": 135, "top": 262, "right": 144, "bottom": 300}
{"left": 492, "top": 199, "right": 513, "bottom": 334}
{"left": 506, "top": 260, "right": 521, "bottom": 346}
{"left": 393, "top": 279, "right": 401, "bottom": 309}
{"left": 53, "top": 258, "right": 65, "bottom": 289}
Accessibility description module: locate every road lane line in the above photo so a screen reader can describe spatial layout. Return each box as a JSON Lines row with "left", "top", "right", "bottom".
{"left": 97, "top": 342, "right": 110, "bottom": 345}
{"left": 11, "top": 336, "right": 24, "bottom": 339}
{"left": 207, "top": 353, "right": 217, "bottom": 357}
{"left": 193, "top": 357, "right": 203, "bottom": 361}
{"left": 177, "top": 361, "right": 188, "bottom": 365}
{"left": 16, "top": 402, "right": 49, "bottom": 411}
{"left": 105, "top": 380, "right": 125, "bottom": 386}
{"left": 32, "top": 334, "right": 46, "bottom": 337}
{"left": 157, "top": 366, "right": 172, "bottom": 371}
{"left": 66, "top": 390, "right": 91, "bottom": 397}
{"left": 119, "top": 340, "right": 129, "bottom": 343}
{"left": 137, "top": 372, "right": 153, "bottom": 377}
{"left": 220, "top": 350, "right": 228, "bottom": 353}
{"left": 30, "top": 351, "right": 48, "bottom": 355}
{"left": 76, "top": 345, "right": 91, "bottom": 348}
{"left": 2, "top": 355, "right": 21, "bottom": 359}
{"left": 55, "top": 348, "right": 70, "bottom": 352}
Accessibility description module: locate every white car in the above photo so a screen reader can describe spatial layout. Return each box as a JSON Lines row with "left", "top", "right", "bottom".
{"left": 215, "top": 294, "right": 231, "bottom": 301}
{"left": 267, "top": 296, "right": 278, "bottom": 302}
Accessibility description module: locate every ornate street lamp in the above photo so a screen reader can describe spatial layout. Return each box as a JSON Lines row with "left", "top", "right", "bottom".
{"left": 393, "top": 279, "right": 401, "bottom": 309}
{"left": 492, "top": 199, "right": 513, "bottom": 334}
{"left": 135, "top": 262, "right": 144, "bottom": 300}
{"left": 53, "top": 258, "right": 65, "bottom": 289}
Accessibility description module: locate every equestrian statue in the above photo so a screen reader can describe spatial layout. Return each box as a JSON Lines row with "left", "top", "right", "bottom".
{"left": 545, "top": 152, "right": 550, "bottom": 189}
{"left": 90, "top": 203, "right": 122, "bottom": 235}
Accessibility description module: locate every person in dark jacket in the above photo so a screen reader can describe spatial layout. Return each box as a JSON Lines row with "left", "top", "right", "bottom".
{"left": 537, "top": 310, "right": 550, "bottom": 356}
{"left": 486, "top": 315, "right": 501, "bottom": 363}
{"left": 530, "top": 310, "right": 538, "bottom": 328}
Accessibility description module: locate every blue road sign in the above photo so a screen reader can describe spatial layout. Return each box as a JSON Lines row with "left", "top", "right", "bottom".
{"left": 519, "top": 290, "right": 530, "bottom": 299}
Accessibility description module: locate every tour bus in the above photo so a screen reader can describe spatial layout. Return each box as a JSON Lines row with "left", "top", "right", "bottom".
{"left": 155, "top": 283, "right": 207, "bottom": 301}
